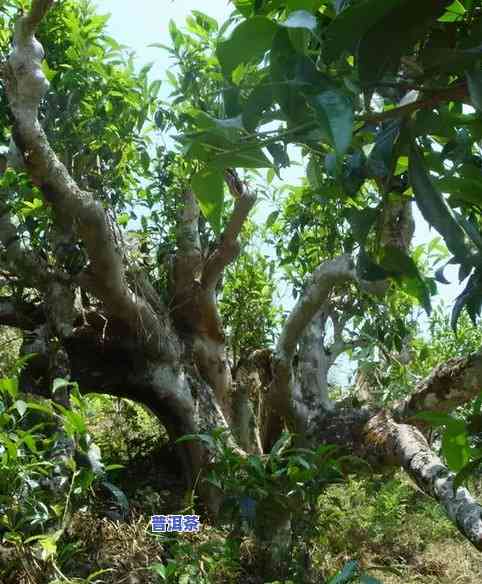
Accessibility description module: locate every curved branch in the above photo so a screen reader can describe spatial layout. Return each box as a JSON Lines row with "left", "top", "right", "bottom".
{"left": 5, "top": 3, "right": 178, "bottom": 361}
{"left": 174, "top": 190, "right": 203, "bottom": 295}
{"left": 395, "top": 349, "right": 482, "bottom": 420}
{"left": 24, "top": 0, "right": 54, "bottom": 30}
{"left": 276, "top": 255, "right": 357, "bottom": 364}
{"left": 294, "top": 309, "right": 334, "bottom": 421}
{"left": 302, "top": 405, "right": 482, "bottom": 551}
{"left": 271, "top": 255, "right": 357, "bottom": 424}
{"left": 359, "top": 83, "right": 468, "bottom": 124}
{"left": 202, "top": 175, "right": 256, "bottom": 292}
{"left": 364, "top": 412, "right": 482, "bottom": 550}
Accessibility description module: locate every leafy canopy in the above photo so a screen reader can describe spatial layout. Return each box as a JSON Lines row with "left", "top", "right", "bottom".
{"left": 177, "top": 0, "right": 482, "bottom": 329}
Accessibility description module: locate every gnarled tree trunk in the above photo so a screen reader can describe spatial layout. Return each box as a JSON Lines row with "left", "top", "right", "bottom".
{"left": 1, "top": 3, "right": 482, "bottom": 579}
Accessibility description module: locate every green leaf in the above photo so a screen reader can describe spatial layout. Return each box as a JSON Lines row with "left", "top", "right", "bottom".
{"left": 63, "top": 410, "right": 87, "bottom": 435}
{"left": 380, "top": 245, "right": 432, "bottom": 313}
{"left": 210, "top": 147, "right": 272, "bottom": 169}
{"left": 270, "top": 431, "right": 292, "bottom": 455}
{"left": 14, "top": 400, "right": 27, "bottom": 417}
{"left": 37, "top": 530, "right": 63, "bottom": 561}
{"left": 455, "top": 213, "right": 482, "bottom": 253}
{"left": 233, "top": 0, "right": 257, "bottom": 17}
{"left": 187, "top": 109, "right": 245, "bottom": 138}
{"left": 324, "top": 0, "right": 401, "bottom": 62}
{"left": 53, "top": 377, "right": 72, "bottom": 394}
{"left": 310, "top": 90, "right": 353, "bottom": 157}
{"left": 104, "top": 463, "right": 124, "bottom": 471}
{"left": 217, "top": 17, "right": 278, "bottom": 78}
{"left": 466, "top": 67, "right": 482, "bottom": 112}
{"left": 269, "top": 28, "right": 313, "bottom": 123}
{"left": 437, "top": 175, "right": 482, "bottom": 206}
{"left": 192, "top": 167, "right": 225, "bottom": 234}
{"left": 242, "top": 80, "right": 275, "bottom": 132}
{"left": 454, "top": 456, "right": 482, "bottom": 490}
{"left": 439, "top": 0, "right": 466, "bottom": 21}
{"left": 414, "top": 411, "right": 460, "bottom": 428}
{"left": 357, "top": 0, "right": 451, "bottom": 85}
{"left": 191, "top": 10, "right": 219, "bottom": 33}
{"left": 280, "top": 10, "right": 317, "bottom": 31}
{"left": 367, "top": 120, "right": 401, "bottom": 179}
{"left": 347, "top": 207, "right": 378, "bottom": 244}
{"left": 413, "top": 109, "right": 457, "bottom": 139}
{"left": 0, "top": 376, "right": 18, "bottom": 398}
{"left": 342, "top": 151, "right": 367, "bottom": 195}
{"left": 223, "top": 84, "right": 242, "bottom": 117}
{"left": 442, "top": 424, "right": 471, "bottom": 472}
{"left": 307, "top": 156, "right": 324, "bottom": 189}
{"left": 41, "top": 60, "right": 57, "bottom": 82}
{"left": 288, "top": 0, "right": 324, "bottom": 10}
{"left": 117, "top": 212, "right": 130, "bottom": 226}
{"left": 26, "top": 402, "right": 53, "bottom": 415}
{"left": 408, "top": 140, "right": 472, "bottom": 262}
{"left": 357, "top": 249, "right": 390, "bottom": 281}
{"left": 176, "top": 433, "right": 203, "bottom": 444}
{"left": 101, "top": 480, "right": 129, "bottom": 512}
{"left": 181, "top": 133, "right": 232, "bottom": 164}
{"left": 168, "top": 19, "right": 184, "bottom": 51}
{"left": 149, "top": 563, "right": 167, "bottom": 580}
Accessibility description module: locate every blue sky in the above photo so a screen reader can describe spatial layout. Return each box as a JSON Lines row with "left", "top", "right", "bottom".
{"left": 95, "top": 0, "right": 232, "bottom": 97}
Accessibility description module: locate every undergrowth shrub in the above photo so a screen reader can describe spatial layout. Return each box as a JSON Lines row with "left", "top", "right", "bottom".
{"left": 0, "top": 365, "right": 122, "bottom": 584}
{"left": 315, "top": 475, "right": 454, "bottom": 574}
{"left": 85, "top": 395, "right": 168, "bottom": 466}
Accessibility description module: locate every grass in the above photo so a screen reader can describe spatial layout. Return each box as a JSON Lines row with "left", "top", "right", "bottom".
{"left": 313, "top": 476, "right": 482, "bottom": 583}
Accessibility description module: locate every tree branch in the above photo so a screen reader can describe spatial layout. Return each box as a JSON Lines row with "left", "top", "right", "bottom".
{"left": 359, "top": 83, "right": 468, "bottom": 125}
{"left": 276, "top": 255, "right": 357, "bottom": 364}
{"left": 395, "top": 349, "right": 482, "bottom": 420}
{"left": 270, "top": 255, "right": 357, "bottom": 424}
{"left": 294, "top": 309, "right": 335, "bottom": 423}
{"left": 24, "top": 0, "right": 54, "bottom": 30}
{"left": 365, "top": 412, "right": 482, "bottom": 550}
{"left": 303, "top": 404, "right": 482, "bottom": 551}
{"left": 174, "top": 190, "right": 202, "bottom": 295}
{"left": 201, "top": 172, "right": 256, "bottom": 291}
{"left": 330, "top": 337, "right": 369, "bottom": 362}
{"left": 5, "top": 3, "right": 178, "bottom": 361}
{"left": 325, "top": 304, "right": 370, "bottom": 363}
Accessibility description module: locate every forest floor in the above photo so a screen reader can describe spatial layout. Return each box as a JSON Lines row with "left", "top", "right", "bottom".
{"left": 57, "top": 398, "right": 482, "bottom": 584}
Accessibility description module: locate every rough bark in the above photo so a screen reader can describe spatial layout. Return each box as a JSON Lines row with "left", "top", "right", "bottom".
{"left": 272, "top": 255, "right": 357, "bottom": 425}
{"left": 365, "top": 412, "right": 482, "bottom": 550}
{"left": 0, "top": 296, "right": 43, "bottom": 329}
{"left": 294, "top": 309, "right": 334, "bottom": 423}
{"left": 1, "top": 0, "right": 482, "bottom": 560}
{"left": 395, "top": 350, "right": 482, "bottom": 420}
{"left": 4, "top": 2, "right": 179, "bottom": 361}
